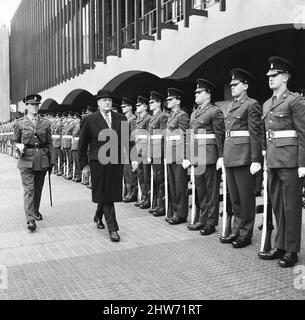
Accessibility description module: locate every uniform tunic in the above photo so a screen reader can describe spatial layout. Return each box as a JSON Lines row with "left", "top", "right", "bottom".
{"left": 223, "top": 94, "right": 262, "bottom": 241}
{"left": 263, "top": 90, "right": 305, "bottom": 252}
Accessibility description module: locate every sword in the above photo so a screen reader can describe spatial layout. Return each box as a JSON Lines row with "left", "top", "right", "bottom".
{"left": 48, "top": 171, "right": 53, "bottom": 207}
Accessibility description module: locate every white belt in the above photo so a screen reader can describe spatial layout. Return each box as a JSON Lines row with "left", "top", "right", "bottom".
{"left": 73, "top": 137, "right": 79, "bottom": 141}
{"left": 62, "top": 135, "right": 72, "bottom": 139}
{"left": 194, "top": 134, "right": 216, "bottom": 139}
{"left": 226, "top": 130, "right": 250, "bottom": 138}
{"left": 166, "top": 135, "right": 181, "bottom": 141}
{"left": 136, "top": 135, "right": 148, "bottom": 140}
{"left": 52, "top": 135, "right": 60, "bottom": 139}
{"left": 266, "top": 130, "right": 297, "bottom": 139}
{"left": 151, "top": 134, "right": 163, "bottom": 140}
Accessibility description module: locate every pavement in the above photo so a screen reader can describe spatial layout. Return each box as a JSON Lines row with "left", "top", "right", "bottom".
{"left": 0, "top": 152, "right": 305, "bottom": 300}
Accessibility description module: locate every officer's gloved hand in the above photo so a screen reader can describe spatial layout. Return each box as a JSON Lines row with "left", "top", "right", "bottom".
{"left": 132, "top": 161, "right": 139, "bottom": 172}
{"left": 182, "top": 159, "right": 191, "bottom": 169}
{"left": 16, "top": 143, "right": 25, "bottom": 154}
{"left": 250, "top": 162, "right": 261, "bottom": 175}
{"left": 147, "top": 157, "right": 152, "bottom": 164}
{"left": 216, "top": 157, "right": 224, "bottom": 171}
{"left": 48, "top": 165, "right": 54, "bottom": 175}
{"left": 262, "top": 150, "right": 266, "bottom": 157}
{"left": 298, "top": 167, "right": 305, "bottom": 178}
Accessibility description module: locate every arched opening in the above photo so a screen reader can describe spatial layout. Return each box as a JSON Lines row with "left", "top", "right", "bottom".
{"left": 169, "top": 24, "right": 305, "bottom": 104}
{"left": 61, "top": 89, "right": 97, "bottom": 113}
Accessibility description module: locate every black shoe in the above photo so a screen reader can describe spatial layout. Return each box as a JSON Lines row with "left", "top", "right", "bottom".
{"left": 232, "top": 238, "right": 251, "bottom": 248}
{"left": 153, "top": 209, "right": 165, "bottom": 217}
{"left": 258, "top": 248, "right": 286, "bottom": 260}
{"left": 134, "top": 200, "right": 144, "bottom": 207}
{"left": 219, "top": 233, "right": 239, "bottom": 244}
{"left": 97, "top": 219, "right": 105, "bottom": 230}
{"left": 200, "top": 225, "right": 216, "bottom": 236}
{"left": 187, "top": 223, "right": 205, "bottom": 231}
{"left": 27, "top": 220, "right": 36, "bottom": 232}
{"left": 139, "top": 201, "right": 150, "bottom": 209}
{"left": 279, "top": 252, "right": 298, "bottom": 268}
{"left": 165, "top": 217, "right": 172, "bottom": 223}
{"left": 168, "top": 217, "right": 187, "bottom": 225}
{"left": 124, "top": 195, "right": 137, "bottom": 203}
{"left": 109, "top": 231, "right": 120, "bottom": 242}
{"left": 149, "top": 207, "right": 159, "bottom": 214}
{"left": 34, "top": 212, "right": 43, "bottom": 221}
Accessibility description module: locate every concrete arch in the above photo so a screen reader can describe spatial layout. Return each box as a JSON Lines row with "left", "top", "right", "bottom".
{"left": 169, "top": 24, "right": 296, "bottom": 80}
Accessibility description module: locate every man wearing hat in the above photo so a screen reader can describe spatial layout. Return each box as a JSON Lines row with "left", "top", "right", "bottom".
{"left": 13, "top": 94, "right": 55, "bottom": 232}
{"left": 134, "top": 95, "right": 152, "bottom": 209}
{"left": 221, "top": 69, "right": 262, "bottom": 248}
{"left": 165, "top": 88, "right": 190, "bottom": 225}
{"left": 258, "top": 56, "right": 305, "bottom": 267}
{"left": 147, "top": 91, "right": 169, "bottom": 217}
{"left": 78, "top": 89, "right": 138, "bottom": 242}
{"left": 120, "top": 97, "right": 138, "bottom": 203}
{"left": 183, "top": 79, "right": 225, "bottom": 235}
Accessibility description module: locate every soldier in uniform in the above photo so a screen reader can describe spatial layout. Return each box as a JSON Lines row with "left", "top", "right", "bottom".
{"left": 184, "top": 79, "right": 225, "bottom": 235}
{"left": 258, "top": 57, "right": 305, "bottom": 267}
{"left": 13, "top": 94, "right": 55, "bottom": 231}
{"left": 134, "top": 96, "right": 151, "bottom": 209}
{"left": 220, "top": 69, "right": 262, "bottom": 248}
{"left": 120, "top": 97, "right": 138, "bottom": 203}
{"left": 71, "top": 112, "right": 82, "bottom": 182}
{"left": 62, "top": 111, "right": 75, "bottom": 180}
{"left": 52, "top": 113, "right": 64, "bottom": 175}
{"left": 166, "top": 88, "right": 190, "bottom": 225}
{"left": 147, "top": 91, "right": 169, "bottom": 217}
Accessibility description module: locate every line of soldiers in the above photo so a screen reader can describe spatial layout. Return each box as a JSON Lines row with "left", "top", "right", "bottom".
{"left": 0, "top": 120, "right": 19, "bottom": 157}
{"left": 100, "top": 56, "right": 304, "bottom": 269}
{"left": 8, "top": 55, "right": 305, "bottom": 269}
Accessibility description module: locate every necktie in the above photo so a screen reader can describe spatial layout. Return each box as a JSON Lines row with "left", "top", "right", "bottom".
{"left": 272, "top": 96, "right": 277, "bottom": 105}
{"left": 31, "top": 117, "right": 37, "bottom": 126}
{"left": 104, "top": 112, "right": 111, "bottom": 128}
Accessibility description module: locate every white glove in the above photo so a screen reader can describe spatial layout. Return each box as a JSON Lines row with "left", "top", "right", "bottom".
{"left": 132, "top": 161, "right": 139, "bottom": 172}
{"left": 298, "top": 167, "right": 305, "bottom": 178}
{"left": 182, "top": 159, "right": 191, "bottom": 169}
{"left": 262, "top": 150, "right": 266, "bottom": 157}
{"left": 147, "top": 157, "right": 152, "bottom": 164}
{"left": 216, "top": 157, "right": 224, "bottom": 171}
{"left": 16, "top": 143, "right": 25, "bottom": 154}
{"left": 250, "top": 162, "right": 261, "bottom": 175}
{"left": 82, "top": 165, "right": 90, "bottom": 176}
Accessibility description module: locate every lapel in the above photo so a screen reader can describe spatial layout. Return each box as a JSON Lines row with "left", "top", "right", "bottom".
{"left": 270, "top": 90, "right": 289, "bottom": 111}
{"left": 25, "top": 115, "right": 36, "bottom": 131}
{"left": 228, "top": 94, "right": 248, "bottom": 113}
{"left": 93, "top": 111, "right": 108, "bottom": 130}
{"left": 150, "top": 110, "right": 161, "bottom": 124}
{"left": 195, "top": 104, "right": 210, "bottom": 119}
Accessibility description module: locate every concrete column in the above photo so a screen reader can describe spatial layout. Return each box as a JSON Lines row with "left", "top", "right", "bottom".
{"left": 0, "top": 25, "right": 10, "bottom": 122}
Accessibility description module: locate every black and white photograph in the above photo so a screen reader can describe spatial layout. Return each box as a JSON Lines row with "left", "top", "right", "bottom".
{"left": 0, "top": 0, "right": 305, "bottom": 310}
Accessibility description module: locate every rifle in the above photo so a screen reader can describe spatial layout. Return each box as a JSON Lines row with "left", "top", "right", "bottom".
{"left": 221, "top": 165, "right": 232, "bottom": 237}
{"left": 259, "top": 153, "right": 273, "bottom": 254}
{"left": 190, "top": 165, "right": 196, "bottom": 224}
{"left": 164, "top": 158, "right": 168, "bottom": 218}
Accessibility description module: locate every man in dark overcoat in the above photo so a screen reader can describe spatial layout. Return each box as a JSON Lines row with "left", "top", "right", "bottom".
{"left": 78, "top": 89, "right": 137, "bottom": 242}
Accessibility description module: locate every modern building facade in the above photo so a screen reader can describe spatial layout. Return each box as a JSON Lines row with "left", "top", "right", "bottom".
{"left": 0, "top": 25, "right": 10, "bottom": 122}
{"left": 9, "top": 0, "right": 305, "bottom": 110}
